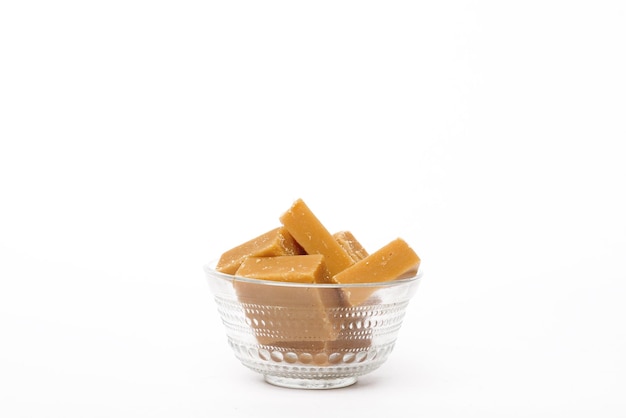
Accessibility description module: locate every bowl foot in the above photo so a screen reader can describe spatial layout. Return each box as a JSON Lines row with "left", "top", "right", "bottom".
{"left": 264, "top": 375, "right": 357, "bottom": 390}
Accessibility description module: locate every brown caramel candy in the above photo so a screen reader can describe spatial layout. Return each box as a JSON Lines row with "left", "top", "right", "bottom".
{"left": 215, "top": 227, "right": 304, "bottom": 274}
{"left": 233, "top": 255, "right": 342, "bottom": 346}
{"left": 279, "top": 199, "right": 355, "bottom": 277}
{"left": 213, "top": 198, "right": 422, "bottom": 362}
{"left": 333, "top": 230, "right": 369, "bottom": 262}
{"left": 333, "top": 238, "right": 420, "bottom": 306}
{"left": 236, "top": 255, "right": 331, "bottom": 283}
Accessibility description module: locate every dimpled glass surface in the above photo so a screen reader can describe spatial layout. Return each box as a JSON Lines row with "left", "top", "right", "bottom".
{"left": 205, "top": 264, "right": 421, "bottom": 389}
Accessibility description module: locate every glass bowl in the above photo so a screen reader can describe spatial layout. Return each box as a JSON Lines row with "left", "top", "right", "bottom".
{"left": 204, "top": 262, "right": 422, "bottom": 389}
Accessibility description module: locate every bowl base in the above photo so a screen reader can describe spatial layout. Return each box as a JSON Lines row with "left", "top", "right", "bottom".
{"left": 264, "top": 375, "right": 357, "bottom": 390}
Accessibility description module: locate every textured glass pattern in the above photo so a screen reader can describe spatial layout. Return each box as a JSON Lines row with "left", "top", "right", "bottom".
{"left": 206, "top": 264, "right": 421, "bottom": 389}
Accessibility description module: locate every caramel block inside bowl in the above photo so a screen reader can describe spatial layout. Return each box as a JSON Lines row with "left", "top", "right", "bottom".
{"left": 216, "top": 227, "right": 305, "bottom": 274}
{"left": 333, "top": 238, "right": 421, "bottom": 306}
{"left": 333, "top": 230, "right": 369, "bottom": 262}
{"left": 233, "top": 255, "right": 342, "bottom": 346}
{"left": 236, "top": 254, "right": 331, "bottom": 283}
{"left": 279, "top": 199, "right": 355, "bottom": 277}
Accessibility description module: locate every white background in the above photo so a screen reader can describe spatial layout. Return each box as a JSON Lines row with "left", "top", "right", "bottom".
{"left": 1, "top": 1, "right": 625, "bottom": 417}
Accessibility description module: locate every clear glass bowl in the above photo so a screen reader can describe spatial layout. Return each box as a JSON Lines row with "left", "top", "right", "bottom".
{"left": 204, "top": 262, "right": 422, "bottom": 389}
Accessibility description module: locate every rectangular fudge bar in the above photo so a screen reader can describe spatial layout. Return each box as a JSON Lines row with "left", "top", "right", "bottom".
{"left": 233, "top": 255, "right": 342, "bottom": 346}
{"left": 333, "top": 238, "right": 420, "bottom": 306}
{"left": 333, "top": 230, "right": 369, "bottom": 262}
{"left": 279, "top": 199, "right": 355, "bottom": 277}
{"left": 215, "top": 227, "right": 305, "bottom": 274}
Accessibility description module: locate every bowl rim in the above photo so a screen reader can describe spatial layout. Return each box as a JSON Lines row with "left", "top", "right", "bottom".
{"left": 204, "top": 260, "right": 423, "bottom": 289}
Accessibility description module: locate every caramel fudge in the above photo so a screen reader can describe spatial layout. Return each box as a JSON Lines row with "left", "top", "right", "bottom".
{"left": 279, "top": 199, "right": 355, "bottom": 277}
{"left": 233, "top": 255, "right": 341, "bottom": 346}
{"left": 216, "top": 227, "right": 305, "bottom": 274}
{"left": 213, "top": 198, "right": 421, "bottom": 355}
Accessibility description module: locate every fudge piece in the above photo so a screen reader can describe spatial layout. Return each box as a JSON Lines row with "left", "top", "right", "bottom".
{"left": 279, "top": 199, "right": 354, "bottom": 277}
{"left": 215, "top": 227, "right": 305, "bottom": 274}
{"left": 236, "top": 255, "right": 331, "bottom": 283}
{"left": 333, "top": 230, "right": 369, "bottom": 262}
{"left": 234, "top": 255, "right": 341, "bottom": 346}
{"left": 333, "top": 238, "right": 420, "bottom": 306}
